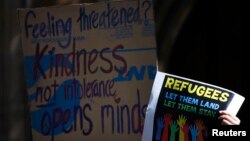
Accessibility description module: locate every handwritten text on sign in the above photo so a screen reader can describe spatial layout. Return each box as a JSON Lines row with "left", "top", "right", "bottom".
{"left": 19, "top": 0, "right": 156, "bottom": 141}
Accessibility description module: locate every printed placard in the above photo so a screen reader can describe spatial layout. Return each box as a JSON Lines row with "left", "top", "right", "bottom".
{"left": 142, "top": 71, "right": 245, "bottom": 141}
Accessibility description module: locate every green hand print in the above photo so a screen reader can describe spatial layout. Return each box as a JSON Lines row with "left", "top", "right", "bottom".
{"left": 170, "top": 121, "right": 179, "bottom": 141}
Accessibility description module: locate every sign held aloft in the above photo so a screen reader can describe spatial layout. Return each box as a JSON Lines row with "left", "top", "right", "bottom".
{"left": 18, "top": 0, "right": 157, "bottom": 141}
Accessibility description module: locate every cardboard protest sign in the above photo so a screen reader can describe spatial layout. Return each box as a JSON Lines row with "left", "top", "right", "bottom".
{"left": 142, "top": 71, "right": 245, "bottom": 141}
{"left": 17, "top": 0, "right": 156, "bottom": 140}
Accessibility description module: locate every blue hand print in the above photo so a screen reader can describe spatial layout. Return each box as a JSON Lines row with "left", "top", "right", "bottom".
{"left": 189, "top": 125, "right": 198, "bottom": 141}
{"left": 155, "top": 117, "right": 164, "bottom": 140}
{"left": 30, "top": 79, "right": 80, "bottom": 137}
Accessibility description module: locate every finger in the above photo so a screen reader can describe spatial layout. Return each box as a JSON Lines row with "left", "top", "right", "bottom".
{"left": 219, "top": 111, "right": 240, "bottom": 123}
{"left": 219, "top": 115, "right": 240, "bottom": 125}
{"left": 221, "top": 119, "right": 233, "bottom": 125}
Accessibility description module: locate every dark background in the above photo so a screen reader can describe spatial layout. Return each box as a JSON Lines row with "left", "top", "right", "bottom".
{"left": 0, "top": 0, "right": 247, "bottom": 141}
{"left": 155, "top": 0, "right": 248, "bottom": 128}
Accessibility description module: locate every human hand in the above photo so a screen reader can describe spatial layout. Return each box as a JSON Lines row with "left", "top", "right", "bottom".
{"left": 218, "top": 110, "right": 240, "bottom": 125}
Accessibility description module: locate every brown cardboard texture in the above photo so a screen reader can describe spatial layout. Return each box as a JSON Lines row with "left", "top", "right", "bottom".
{"left": 17, "top": 0, "right": 156, "bottom": 140}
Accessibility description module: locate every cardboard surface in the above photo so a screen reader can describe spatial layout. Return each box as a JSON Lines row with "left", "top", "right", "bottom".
{"left": 18, "top": 0, "right": 156, "bottom": 140}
